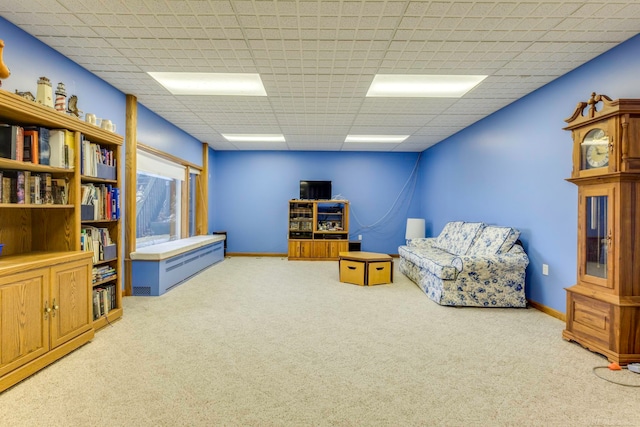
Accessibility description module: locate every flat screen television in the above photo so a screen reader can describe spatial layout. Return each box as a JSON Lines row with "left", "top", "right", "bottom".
{"left": 300, "top": 180, "right": 332, "bottom": 200}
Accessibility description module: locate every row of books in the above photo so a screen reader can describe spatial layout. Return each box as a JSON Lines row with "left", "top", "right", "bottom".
{"left": 92, "top": 264, "right": 116, "bottom": 284}
{"left": 80, "top": 138, "right": 116, "bottom": 178}
{"left": 0, "top": 124, "right": 46, "bottom": 164}
{"left": 81, "top": 183, "right": 120, "bottom": 220}
{"left": 0, "top": 170, "right": 68, "bottom": 204}
{"left": 81, "top": 225, "right": 114, "bottom": 264}
{"left": 0, "top": 125, "right": 75, "bottom": 169}
{"left": 93, "top": 284, "right": 117, "bottom": 320}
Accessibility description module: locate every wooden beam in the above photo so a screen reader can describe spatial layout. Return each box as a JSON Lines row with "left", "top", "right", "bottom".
{"left": 124, "top": 94, "right": 137, "bottom": 297}
{"left": 196, "top": 142, "right": 209, "bottom": 235}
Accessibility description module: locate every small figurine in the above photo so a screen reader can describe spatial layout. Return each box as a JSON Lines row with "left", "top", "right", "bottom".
{"left": 15, "top": 90, "right": 35, "bottom": 101}
{"left": 0, "top": 39, "right": 10, "bottom": 86}
{"left": 55, "top": 82, "right": 67, "bottom": 113}
{"left": 36, "top": 77, "right": 54, "bottom": 108}
{"left": 67, "top": 95, "right": 81, "bottom": 118}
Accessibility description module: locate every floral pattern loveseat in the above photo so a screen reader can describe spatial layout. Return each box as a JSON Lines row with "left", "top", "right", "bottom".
{"left": 398, "top": 221, "right": 529, "bottom": 307}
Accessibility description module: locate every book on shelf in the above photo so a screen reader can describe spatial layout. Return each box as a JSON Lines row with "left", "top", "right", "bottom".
{"left": 23, "top": 133, "right": 33, "bottom": 164}
{"left": 41, "top": 173, "right": 53, "bottom": 204}
{"left": 92, "top": 264, "right": 116, "bottom": 284}
{"left": 29, "top": 174, "right": 42, "bottom": 204}
{"left": 48, "top": 129, "right": 74, "bottom": 169}
{"left": 1, "top": 176, "right": 10, "bottom": 203}
{"left": 81, "top": 225, "right": 114, "bottom": 264}
{"left": 51, "top": 177, "right": 69, "bottom": 204}
{"left": 81, "top": 138, "right": 116, "bottom": 178}
{"left": 81, "top": 183, "right": 120, "bottom": 220}
{"left": 0, "top": 124, "right": 24, "bottom": 161}
{"left": 23, "top": 129, "right": 40, "bottom": 164}
{"left": 24, "top": 126, "right": 50, "bottom": 166}
{"left": 93, "top": 284, "right": 116, "bottom": 320}
{"left": 9, "top": 170, "right": 30, "bottom": 204}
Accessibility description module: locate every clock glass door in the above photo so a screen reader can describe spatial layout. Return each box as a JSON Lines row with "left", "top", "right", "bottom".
{"left": 581, "top": 128, "right": 609, "bottom": 170}
{"left": 584, "top": 195, "right": 608, "bottom": 279}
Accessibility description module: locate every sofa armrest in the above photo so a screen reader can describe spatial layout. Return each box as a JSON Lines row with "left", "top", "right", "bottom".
{"left": 457, "top": 248, "right": 529, "bottom": 276}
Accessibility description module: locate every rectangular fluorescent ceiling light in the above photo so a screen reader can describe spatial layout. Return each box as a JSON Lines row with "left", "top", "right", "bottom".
{"left": 345, "top": 135, "right": 409, "bottom": 143}
{"left": 366, "top": 74, "right": 487, "bottom": 98}
{"left": 222, "top": 134, "right": 285, "bottom": 142}
{"left": 148, "top": 72, "right": 267, "bottom": 96}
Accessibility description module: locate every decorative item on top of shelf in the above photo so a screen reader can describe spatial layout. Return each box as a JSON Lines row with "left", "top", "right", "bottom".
{"left": 15, "top": 90, "right": 35, "bottom": 101}
{"left": 67, "top": 95, "right": 81, "bottom": 118}
{"left": 100, "top": 119, "right": 115, "bottom": 132}
{"left": 0, "top": 39, "right": 10, "bottom": 83}
{"left": 36, "top": 76, "right": 54, "bottom": 108}
{"left": 85, "top": 113, "right": 97, "bottom": 125}
{"left": 54, "top": 82, "right": 67, "bottom": 113}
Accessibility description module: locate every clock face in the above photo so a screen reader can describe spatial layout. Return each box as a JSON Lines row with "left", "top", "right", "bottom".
{"left": 586, "top": 144, "right": 609, "bottom": 168}
{"left": 581, "top": 128, "right": 609, "bottom": 169}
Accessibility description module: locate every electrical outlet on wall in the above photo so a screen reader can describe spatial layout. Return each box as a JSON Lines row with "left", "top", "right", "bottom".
{"left": 542, "top": 264, "right": 549, "bottom": 276}
{"left": 358, "top": 235, "right": 362, "bottom": 241}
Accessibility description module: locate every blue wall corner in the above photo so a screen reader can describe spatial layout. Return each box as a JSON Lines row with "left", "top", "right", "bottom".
{"left": 212, "top": 151, "right": 421, "bottom": 254}
{"left": 418, "top": 34, "right": 640, "bottom": 313}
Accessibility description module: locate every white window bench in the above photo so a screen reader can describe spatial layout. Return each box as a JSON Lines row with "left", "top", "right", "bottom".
{"left": 130, "top": 235, "right": 225, "bottom": 296}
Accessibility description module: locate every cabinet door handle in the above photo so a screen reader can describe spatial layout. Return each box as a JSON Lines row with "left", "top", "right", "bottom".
{"left": 44, "top": 301, "right": 51, "bottom": 320}
{"left": 52, "top": 299, "right": 59, "bottom": 317}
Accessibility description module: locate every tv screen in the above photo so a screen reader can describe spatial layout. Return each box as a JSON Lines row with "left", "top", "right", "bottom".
{"left": 300, "top": 180, "right": 332, "bottom": 200}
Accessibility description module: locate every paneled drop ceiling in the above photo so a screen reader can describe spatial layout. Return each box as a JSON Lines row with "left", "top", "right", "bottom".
{"left": 1, "top": 1, "right": 639, "bottom": 151}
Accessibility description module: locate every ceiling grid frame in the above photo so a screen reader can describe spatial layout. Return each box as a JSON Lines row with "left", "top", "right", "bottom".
{"left": 0, "top": 0, "right": 638, "bottom": 151}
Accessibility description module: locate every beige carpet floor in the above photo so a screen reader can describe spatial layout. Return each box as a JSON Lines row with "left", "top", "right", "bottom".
{"left": 1, "top": 256, "right": 639, "bottom": 426}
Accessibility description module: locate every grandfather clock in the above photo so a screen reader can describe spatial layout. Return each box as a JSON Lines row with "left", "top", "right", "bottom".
{"left": 562, "top": 93, "right": 640, "bottom": 364}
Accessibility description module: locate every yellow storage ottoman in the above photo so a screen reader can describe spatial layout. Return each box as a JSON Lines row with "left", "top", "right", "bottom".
{"left": 338, "top": 251, "right": 393, "bottom": 286}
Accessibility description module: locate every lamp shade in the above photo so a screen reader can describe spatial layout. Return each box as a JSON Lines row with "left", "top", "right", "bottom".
{"left": 405, "top": 218, "right": 425, "bottom": 240}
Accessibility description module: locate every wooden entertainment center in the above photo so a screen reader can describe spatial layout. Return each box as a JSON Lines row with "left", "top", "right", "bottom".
{"left": 288, "top": 199, "right": 349, "bottom": 260}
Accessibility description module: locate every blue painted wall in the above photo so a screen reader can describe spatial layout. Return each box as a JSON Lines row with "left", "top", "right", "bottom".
{"left": 419, "top": 34, "right": 640, "bottom": 313}
{"left": 1, "top": 17, "right": 124, "bottom": 135}
{"left": 212, "top": 151, "right": 421, "bottom": 254}
{"left": 136, "top": 103, "right": 203, "bottom": 167}
{"left": 1, "top": 16, "right": 203, "bottom": 166}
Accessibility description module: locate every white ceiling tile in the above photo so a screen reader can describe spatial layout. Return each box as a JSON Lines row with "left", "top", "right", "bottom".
{"left": 3, "top": 0, "right": 638, "bottom": 151}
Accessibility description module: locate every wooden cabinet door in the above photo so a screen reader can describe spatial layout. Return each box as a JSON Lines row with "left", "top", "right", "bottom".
{"left": 288, "top": 241, "right": 301, "bottom": 258}
{"left": 0, "top": 268, "right": 50, "bottom": 378}
{"left": 578, "top": 184, "right": 615, "bottom": 290}
{"left": 49, "top": 259, "right": 92, "bottom": 349}
{"left": 328, "top": 241, "right": 348, "bottom": 259}
{"left": 312, "top": 241, "right": 328, "bottom": 258}
{"left": 299, "top": 241, "right": 313, "bottom": 258}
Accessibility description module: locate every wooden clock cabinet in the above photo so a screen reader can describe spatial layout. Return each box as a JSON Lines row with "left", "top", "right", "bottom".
{"left": 562, "top": 93, "right": 640, "bottom": 364}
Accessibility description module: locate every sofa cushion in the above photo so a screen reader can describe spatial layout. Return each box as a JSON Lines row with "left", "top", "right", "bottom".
{"left": 398, "top": 245, "right": 461, "bottom": 280}
{"left": 433, "top": 221, "right": 463, "bottom": 250}
{"left": 433, "top": 221, "right": 484, "bottom": 255}
{"left": 467, "top": 226, "right": 520, "bottom": 256}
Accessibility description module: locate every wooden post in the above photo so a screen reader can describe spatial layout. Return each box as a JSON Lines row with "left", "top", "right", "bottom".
{"left": 124, "top": 94, "right": 137, "bottom": 296}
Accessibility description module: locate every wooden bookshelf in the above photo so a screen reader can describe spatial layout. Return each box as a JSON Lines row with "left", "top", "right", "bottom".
{"left": 0, "top": 89, "right": 123, "bottom": 391}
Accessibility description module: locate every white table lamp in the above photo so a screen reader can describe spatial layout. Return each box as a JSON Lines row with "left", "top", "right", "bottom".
{"left": 405, "top": 218, "right": 425, "bottom": 243}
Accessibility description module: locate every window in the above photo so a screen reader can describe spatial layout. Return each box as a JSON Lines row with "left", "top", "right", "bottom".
{"left": 136, "top": 149, "right": 185, "bottom": 249}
